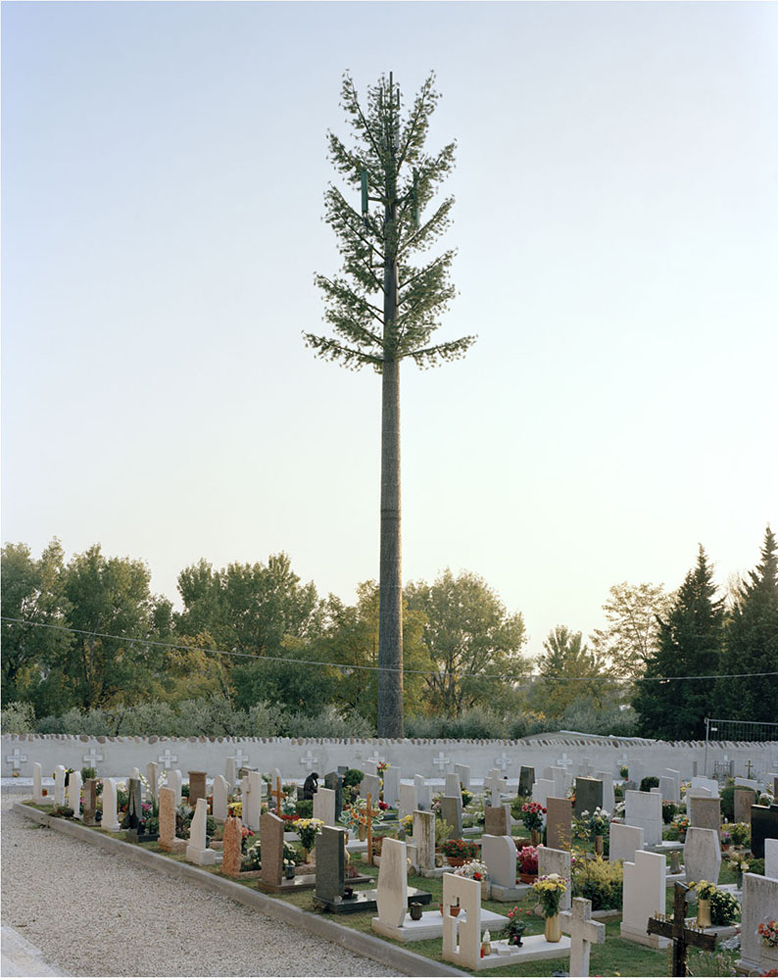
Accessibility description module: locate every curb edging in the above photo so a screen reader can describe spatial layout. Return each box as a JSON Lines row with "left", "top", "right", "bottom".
{"left": 13, "top": 802, "right": 467, "bottom": 978}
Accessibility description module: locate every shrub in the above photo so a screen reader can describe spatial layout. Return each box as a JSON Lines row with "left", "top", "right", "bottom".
{"left": 572, "top": 855, "right": 623, "bottom": 910}
{"left": 295, "top": 799, "right": 313, "bottom": 819}
{"left": 279, "top": 705, "right": 373, "bottom": 738}
{"left": 342, "top": 769, "right": 364, "bottom": 789}
{"left": 662, "top": 801, "right": 678, "bottom": 825}
{"left": 640, "top": 776, "right": 660, "bottom": 793}
{"left": 0, "top": 701, "right": 37, "bottom": 733}
{"left": 709, "top": 889, "right": 740, "bottom": 926}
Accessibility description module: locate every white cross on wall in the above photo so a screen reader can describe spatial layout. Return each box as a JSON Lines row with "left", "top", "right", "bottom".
{"left": 432, "top": 752, "right": 450, "bottom": 772}
{"left": 6, "top": 748, "right": 27, "bottom": 770}
{"left": 234, "top": 748, "right": 250, "bottom": 768}
{"left": 494, "top": 752, "right": 512, "bottom": 771}
{"left": 158, "top": 748, "right": 178, "bottom": 768}
{"left": 83, "top": 747, "right": 103, "bottom": 769}
{"left": 300, "top": 750, "right": 318, "bottom": 769}
{"left": 556, "top": 752, "right": 572, "bottom": 768}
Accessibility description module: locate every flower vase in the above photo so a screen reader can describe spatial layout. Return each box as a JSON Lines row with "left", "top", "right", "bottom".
{"left": 358, "top": 824, "right": 367, "bottom": 841}
{"left": 595, "top": 835, "right": 604, "bottom": 856}
{"left": 670, "top": 851, "right": 682, "bottom": 874}
{"left": 302, "top": 848, "right": 309, "bottom": 863}
{"left": 481, "top": 876, "right": 491, "bottom": 900}
{"left": 544, "top": 913, "right": 562, "bottom": 943}
{"left": 531, "top": 829, "right": 540, "bottom": 846}
{"left": 697, "top": 899, "right": 712, "bottom": 929}
{"left": 736, "top": 869, "right": 743, "bottom": 890}
{"left": 410, "top": 902, "right": 423, "bottom": 921}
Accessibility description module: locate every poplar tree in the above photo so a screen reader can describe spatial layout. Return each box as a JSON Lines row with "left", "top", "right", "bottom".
{"left": 304, "top": 72, "right": 475, "bottom": 737}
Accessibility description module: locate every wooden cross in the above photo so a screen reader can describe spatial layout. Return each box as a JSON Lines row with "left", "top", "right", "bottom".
{"left": 365, "top": 793, "right": 379, "bottom": 866}
{"left": 647, "top": 883, "right": 716, "bottom": 977}
{"left": 272, "top": 776, "right": 286, "bottom": 814}
{"left": 561, "top": 897, "right": 605, "bottom": 977}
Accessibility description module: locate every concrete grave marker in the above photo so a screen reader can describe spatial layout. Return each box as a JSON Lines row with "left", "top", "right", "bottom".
{"left": 561, "top": 896, "right": 605, "bottom": 977}
{"left": 440, "top": 796, "right": 462, "bottom": 839}
{"left": 101, "top": 777, "right": 122, "bottom": 833}
{"left": 323, "top": 772, "right": 342, "bottom": 820}
{"left": 738, "top": 873, "right": 778, "bottom": 975}
{"left": 595, "top": 771, "right": 615, "bottom": 813}
{"left": 609, "top": 823, "right": 644, "bottom": 864}
{"left": 382, "top": 765, "right": 401, "bottom": 806}
{"left": 414, "top": 774, "right": 430, "bottom": 809}
{"left": 32, "top": 763, "right": 45, "bottom": 805}
{"left": 484, "top": 804, "right": 511, "bottom": 838}
{"left": 625, "top": 790, "right": 662, "bottom": 845}
{"left": 538, "top": 846, "right": 571, "bottom": 911}
{"left": 454, "top": 763, "right": 471, "bottom": 791}
{"left": 243, "top": 770, "right": 262, "bottom": 831}
{"left": 620, "top": 850, "right": 668, "bottom": 949}
{"left": 546, "top": 797, "right": 573, "bottom": 851}
{"left": 158, "top": 785, "right": 186, "bottom": 853}
{"left": 146, "top": 762, "right": 159, "bottom": 800}
{"left": 186, "top": 797, "right": 218, "bottom": 865}
{"left": 445, "top": 772, "right": 462, "bottom": 802}
{"left": 260, "top": 811, "right": 286, "bottom": 886}
{"left": 413, "top": 810, "right": 435, "bottom": 872}
{"left": 212, "top": 774, "right": 229, "bottom": 823}
{"left": 313, "top": 787, "right": 336, "bottom": 826}
{"left": 734, "top": 788, "right": 756, "bottom": 824}
{"left": 683, "top": 828, "right": 720, "bottom": 894}
{"left": 531, "top": 778, "right": 555, "bottom": 808}
{"left": 688, "top": 796, "right": 721, "bottom": 833}
{"left": 399, "top": 783, "right": 418, "bottom": 819}
{"left": 68, "top": 771, "right": 83, "bottom": 818}
{"left": 54, "top": 765, "right": 66, "bottom": 806}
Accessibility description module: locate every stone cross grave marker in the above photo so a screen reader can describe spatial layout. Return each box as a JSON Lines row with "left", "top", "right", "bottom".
{"left": 233, "top": 747, "right": 250, "bottom": 769}
{"left": 82, "top": 746, "right": 103, "bottom": 770}
{"left": 561, "top": 896, "right": 605, "bottom": 977}
{"left": 299, "top": 749, "right": 318, "bottom": 770}
{"left": 157, "top": 747, "right": 178, "bottom": 769}
{"left": 6, "top": 746, "right": 28, "bottom": 773}
{"left": 647, "top": 882, "right": 716, "bottom": 977}
{"left": 494, "top": 751, "right": 512, "bottom": 771}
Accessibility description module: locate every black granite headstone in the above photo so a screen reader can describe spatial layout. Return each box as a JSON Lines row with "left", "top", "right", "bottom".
{"left": 575, "top": 777, "right": 604, "bottom": 818}
{"left": 127, "top": 777, "right": 142, "bottom": 831}
{"left": 315, "top": 826, "right": 346, "bottom": 904}
{"left": 519, "top": 766, "right": 535, "bottom": 798}
{"left": 750, "top": 803, "right": 778, "bottom": 859}
{"left": 323, "top": 771, "right": 343, "bottom": 821}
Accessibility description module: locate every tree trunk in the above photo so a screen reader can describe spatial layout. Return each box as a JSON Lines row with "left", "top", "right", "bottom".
{"left": 377, "top": 354, "right": 403, "bottom": 737}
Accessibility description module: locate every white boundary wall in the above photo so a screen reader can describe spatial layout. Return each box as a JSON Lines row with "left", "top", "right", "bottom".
{"left": 3, "top": 733, "right": 777, "bottom": 783}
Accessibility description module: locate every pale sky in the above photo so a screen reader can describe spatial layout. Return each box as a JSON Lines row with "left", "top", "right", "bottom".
{"left": 3, "top": 1, "right": 777, "bottom": 659}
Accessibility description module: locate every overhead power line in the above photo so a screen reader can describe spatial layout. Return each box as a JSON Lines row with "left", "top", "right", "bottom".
{"left": 3, "top": 616, "right": 778, "bottom": 684}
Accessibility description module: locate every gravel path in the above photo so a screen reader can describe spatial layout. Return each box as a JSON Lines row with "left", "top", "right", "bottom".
{"left": 1, "top": 793, "right": 404, "bottom": 977}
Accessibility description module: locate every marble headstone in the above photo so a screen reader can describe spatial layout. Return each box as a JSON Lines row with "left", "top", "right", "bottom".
{"left": 750, "top": 804, "right": 778, "bottom": 859}
{"left": 546, "top": 796, "right": 573, "bottom": 851}
{"left": 734, "top": 788, "right": 756, "bottom": 824}
{"left": 440, "top": 796, "right": 462, "bottom": 839}
{"left": 323, "top": 772, "right": 343, "bottom": 820}
{"left": 186, "top": 797, "right": 218, "bottom": 865}
{"left": 481, "top": 834, "right": 516, "bottom": 889}
{"left": 399, "top": 783, "right": 417, "bottom": 819}
{"left": 382, "top": 766, "right": 401, "bottom": 806}
{"left": 313, "top": 786, "right": 337, "bottom": 826}
{"left": 620, "top": 850, "right": 668, "bottom": 949}
{"left": 518, "top": 766, "right": 535, "bottom": 798}
{"left": 538, "top": 845, "right": 571, "bottom": 911}
{"left": 625, "top": 790, "right": 662, "bottom": 845}
{"left": 684, "top": 828, "right": 721, "bottom": 893}
{"left": 315, "top": 825, "right": 347, "bottom": 904}
{"left": 574, "top": 778, "right": 603, "bottom": 819}
{"left": 609, "top": 823, "right": 644, "bottom": 864}
{"left": 260, "top": 811, "right": 286, "bottom": 885}
{"left": 454, "top": 763, "right": 471, "bottom": 790}
{"left": 212, "top": 774, "right": 229, "bottom": 823}
{"left": 101, "top": 777, "right": 122, "bottom": 833}
{"left": 739, "top": 873, "right": 778, "bottom": 975}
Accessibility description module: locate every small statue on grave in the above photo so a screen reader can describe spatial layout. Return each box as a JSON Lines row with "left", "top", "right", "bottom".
{"left": 300, "top": 771, "right": 319, "bottom": 801}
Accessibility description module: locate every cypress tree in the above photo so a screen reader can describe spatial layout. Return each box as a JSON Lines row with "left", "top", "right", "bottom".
{"left": 715, "top": 526, "right": 778, "bottom": 722}
{"left": 634, "top": 545, "right": 724, "bottom": 739}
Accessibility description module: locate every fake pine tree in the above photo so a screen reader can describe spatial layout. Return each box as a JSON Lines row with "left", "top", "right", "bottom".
{"left": 304, "top": 73, "right": 475, "bottom": 737}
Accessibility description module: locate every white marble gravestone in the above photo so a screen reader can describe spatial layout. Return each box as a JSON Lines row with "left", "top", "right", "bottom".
{"left": 360, "top": 772, "right": 381, "bottom": 801}
{"left": 481, "top": 834, "right": 516, "bottom": 890}
{"left": 186, "top": 797, "right": 219, "bottom": 865}
{"left": 166, "top": 769, "right": 182, "bottom": 804}
{"left": 739, "top": 872, "right": 778, "bottom": 975}
{"left": 454, "top": 763, "right": 471, "bottom": 790}
{"left": 382, "top": 765, "right": 401, "bottom": 806}
{"left": 414, "top": 774, "right": 430, "bottom": 809}
{"left": 54, "top": 765, "right": 66, "bottom": 806}
{"left": 690, "top": 776, "right": 719, "bottom": 796}
{"left": 313, "top": 786, "right": 336, "bottom": 826}
{"left": 225, "top": 756, "right": 237, "bottom": 789}
{"left": 101, "top": 777, "right": 122, "bottom": 832}
{"left": 445, "top": 772, "right": 462, "bottom": 801}
{"left": 212, "top": 774, "right": 229, "bottom": 823}
{"left": 595, "top": 771, "right": 615, "bottom": 813}
{"left": 146, "top": 762, "right": 159, "bottom": 801}
{"left": 538, "top": 846, "right": 571, "bottom": 911}
{"left": 625, "top": 790, "right": 662, "bottom": 845}
{"left": 374, "top": 837, "right": 407, "bottom": 929}
{"left": 68, "top": 771, "right": 82, "bottom": 817}
{"left": 684, "top": 828, "right": 721, "bottom": 894}
{"left": 531, "top": 778, "right": 555, "bottom": 808}
{"left": 766, "top": 839, "right": 778, "bottom": 880}
{"left": 399, "top": 783, "right": 418, "bottom": 819}
{"left": 549, "top": 766, "right": 572, "bottom": 798}
{"left": 609, "top": 823, "right": 644, "bottom": 864}
{"left": 32, "top": 763, "right": 45, "bottom": 805}
{"left": 620, "top": 850, "right": 668, "bottom": 948}
{"left": 663, "top": 769, "right": 681, "bottom": 803}
{"left": 560, "top": 897, "right": 605, "bottom": 977}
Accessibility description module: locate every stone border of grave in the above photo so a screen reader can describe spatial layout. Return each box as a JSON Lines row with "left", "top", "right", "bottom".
{"left": 12, "top": 802, "right": 467, "bottom": 979}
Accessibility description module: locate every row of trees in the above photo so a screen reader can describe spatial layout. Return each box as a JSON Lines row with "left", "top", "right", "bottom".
{"left": 2, "top": 527, "right": 775, "bottom": 737}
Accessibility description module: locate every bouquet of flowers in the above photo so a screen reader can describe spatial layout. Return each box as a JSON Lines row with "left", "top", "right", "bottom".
{"left": 282, "top": 842, "right": 298, "bottom": 871}
{"left": 518, "top": 845, "right": 538, "bottom": 875}
{"left": 587, "top": 807, "right": 610, "bottom": 835}
{"left": 611, "top": 801, "right": 626, "bottom": 823}
{"left": 240, "top": 826, "right": 254, "bottom": 854}
{"left": 376, "top": 761, "right": 389, "bottom": 776}
{"left": 503, "top": 906, "right": 529, "bottom": 946}
{"left": 521, "top": 801, "right": 546, "bottom": 832}
{"left": 727, "top": 853, "right": 750, "bottom": 874}
{"left": 398, "top": 814, "right": 414, "bottom": 839}
{"left": 440, "top": 838, "right": 479, "bottom": 861}
{"left": 729, "top": 822, "right": 751, "bottom": 848}
{"left": 709, "top": 890, "right": 740, "bottom": 926}
{"left": 759, "top": 920, "right": 778, "bottom": 948}
{"left": 672, "top": 813, "right": 690, "bottom": 835}
{"left": 532, "top": 874, "right": 568, "bottom": 917}
{"left": 228, "top": 800, "right": 243, "bottom": 818}
{"left": 452, "top": 859, "right": 489, "bottom": 881}
{"left": 689, "top": 879, "right": 717, "bottom": 900}
{"left": 293, "top": 817, "right": 324, "bottom": 851}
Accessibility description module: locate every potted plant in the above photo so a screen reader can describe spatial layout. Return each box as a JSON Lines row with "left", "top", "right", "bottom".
{"left": 586, "top": 807, "right": 610, "bottom": 855}
{"left": 710, "top": 890, "right": 740, "bottom": 927}
{"left": 672, "top": 813, "right": 690, "bottom": 843}
{"left": 518, "top": 845, "right": 539, "bottom": 883}
{"left": 521, "top": 801, "right": 547, "bottom": 846}
{"left": 688, "top": 880, "right": 717, "bottom": 928}
{"left": 293, "top": 817, "right": 323, "bottom": 862}
{"left": 727, "top": 852, "right": 750, "bottom": 889}
{"left": 532, "top": 873, "right": 568, "bottom": 942}
{"left": 503, "top": 906, "right": 528, "bottom": 946}
{"left": 283, "top": 842, "right": 298, "bottom": 879}
{"left": 440, "top": 838, "right": 478, "bottom": 867}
